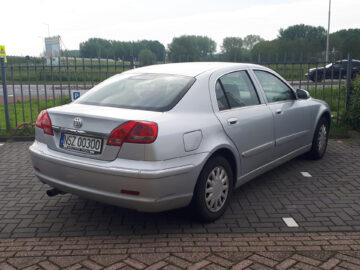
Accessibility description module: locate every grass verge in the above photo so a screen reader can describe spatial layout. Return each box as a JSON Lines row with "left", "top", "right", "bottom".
{"left": 0, "top": 96, "right": 71, "bottom": 132}
{"left": 0, "top": 87, "right": 350, "bottom": 138}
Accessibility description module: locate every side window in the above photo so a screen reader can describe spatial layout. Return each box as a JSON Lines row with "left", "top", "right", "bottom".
{"left": 215, "top": 81, "right": 229, "bottom": 111}
{"left": 341, "top": 61, "right": 348, "bottom": 68}
{"left": 215, "top": 71, "right": 260, "bottom": 110}
{"left": 254, "top": 70, "right": 295, "bottom": 102}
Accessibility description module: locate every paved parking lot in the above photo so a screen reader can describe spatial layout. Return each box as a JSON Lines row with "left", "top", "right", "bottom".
{"left": 1, "top": 140, "right": 360, "bottom": 238}
{"left": 1, "top": 139, "right": 360, "bottom": 269}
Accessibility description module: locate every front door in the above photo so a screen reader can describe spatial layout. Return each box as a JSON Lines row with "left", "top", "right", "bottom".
{"left": 253, "top": 70, "right": 310, "bottom": 159}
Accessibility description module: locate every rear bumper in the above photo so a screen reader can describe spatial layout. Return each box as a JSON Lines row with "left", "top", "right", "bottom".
{"left": 29, "top": 141, "right": 207, "bottom": 212}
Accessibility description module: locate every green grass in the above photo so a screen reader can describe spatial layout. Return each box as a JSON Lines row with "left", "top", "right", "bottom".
{"left": 0, "top": 86, "right": 348, "bottom": 126}
{"left": 307, "top": 85, "right": 347, "bottom": 117}
{"left": 262, "top": 63, "right": 347, "bottom": 82}
{"left": 0, "top": 79, "right": 350, "bottom": 136}
{"left": 0, "top": 96, "right": 71, "bottom": 131}
{"left": 0, "top": 63, "right": 133, "bottom": 85}
{"left": 1, "top": 60, "right": 340, "bottom": 85}
{"left": 330, "top": 121, "right": 349, "bottom": 135}
{"left": 0, "top": 57, "right": 167, "bottom": 84}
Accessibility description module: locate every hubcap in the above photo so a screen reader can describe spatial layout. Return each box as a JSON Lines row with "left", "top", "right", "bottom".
{"left": 205, "top": 166, "right": 229, "bottom": 213}
{"left": 318, "top": 124, "right": 327, "bottom": 153}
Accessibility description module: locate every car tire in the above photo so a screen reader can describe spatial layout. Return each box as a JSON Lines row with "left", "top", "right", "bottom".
{"left": 192, "top": 156, "right": 233, "bottom": 222}
{"left": 308, "top": 117, "right": 330, "bottom": 160}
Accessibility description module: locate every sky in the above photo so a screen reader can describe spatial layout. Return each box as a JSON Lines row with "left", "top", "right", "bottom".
{"left": 2, "top": 0, "right": 360, "bottom": 56}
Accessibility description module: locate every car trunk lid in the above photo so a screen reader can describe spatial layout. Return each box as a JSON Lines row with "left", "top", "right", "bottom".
{"left": 45, "top": 103, "right": 162, "bottom": 161}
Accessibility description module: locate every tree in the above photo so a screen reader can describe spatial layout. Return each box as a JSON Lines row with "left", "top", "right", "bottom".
{"left": 79, "top": 38, "right": 165, "bottom": 61}
{"left": 61, "top": 50, "right": 80, "bottom": 57}
{"left": 167, "top": 35, "right": 216, "bottom": 62}
{"left": 330, "top": 29, "right": 360, "bottom": 59}
{"left": 221, "top": 37, "right": 243, "bottom": 62}
{"left": 251, "top": 40, "right": 280, "bottom": 61}
{"left": 250, "top": 24, "right": 328, "bottom": 60}
{"left": 243, "top": 35, "right": 264, "bottom": 50}
{"left": 138, "top": 49, "right": 156, "bottom": 66}
{"left": 138, "top": 40, "right": 165, "bottom": 61}
{"left": 278, "top": 24, "right": 326, "bottom": 41}
{"left": 79, "top": 38, "right": 114, "bottom": 58}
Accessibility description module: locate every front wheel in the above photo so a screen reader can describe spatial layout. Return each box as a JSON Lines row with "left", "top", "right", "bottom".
{"left": 192, "top": 156, "right": 233, "bottom": 222}
{"left": 308, "top": 117, "right": 329, "bottom": 160}
{"left": 311, "top": 72, "right": 323, "bottom": 82}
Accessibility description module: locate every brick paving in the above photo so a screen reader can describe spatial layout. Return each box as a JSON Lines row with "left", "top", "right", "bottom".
{"left": 1, "top": 139, "right": 360, "bottom": 269}
{"left": 1, "top": 233, "right": 360, "bottom": 269}
{"left": 1, "top": 140, "right": 360, "bottom": 238}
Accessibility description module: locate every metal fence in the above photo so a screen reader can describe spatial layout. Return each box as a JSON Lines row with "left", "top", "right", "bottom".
{"left": 0, "top": 55, "right": 357, "bottom": 131}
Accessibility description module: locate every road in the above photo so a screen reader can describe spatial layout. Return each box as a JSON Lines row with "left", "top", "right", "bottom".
{"left": 0, "top": 84, "right": 92, "bottom": 104}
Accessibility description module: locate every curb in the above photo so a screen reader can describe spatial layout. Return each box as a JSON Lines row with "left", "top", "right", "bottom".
{"left": 0, "top": 136, "right": 35, "bottom": 142}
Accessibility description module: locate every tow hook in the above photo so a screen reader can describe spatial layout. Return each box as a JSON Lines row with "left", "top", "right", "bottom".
{"left": 46, "top": 188, "right": 66, "bottom": 197}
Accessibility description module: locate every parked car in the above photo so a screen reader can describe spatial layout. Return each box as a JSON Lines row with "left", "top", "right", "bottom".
{"left": 305, "top": 59, "right": 360, "bottom": 82}
{"left": 29, "top": 62, "right": 331, "bottom": 221}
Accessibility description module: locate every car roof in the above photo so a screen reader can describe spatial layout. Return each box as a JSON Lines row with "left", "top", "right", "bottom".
{"left": 337, "top": 59, "right": 360, "bottom": 63}
{"left": 124, "top": 62, "right": 262, "bottom": 77}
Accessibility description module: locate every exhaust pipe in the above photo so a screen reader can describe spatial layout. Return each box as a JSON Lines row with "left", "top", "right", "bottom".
{"left": 46, "top": 188, "right": 66, "bottom": 197}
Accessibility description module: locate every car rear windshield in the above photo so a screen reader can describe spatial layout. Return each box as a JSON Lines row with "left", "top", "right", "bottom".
{"left": 76, "top": 73, "right": 196, "bottom": 112}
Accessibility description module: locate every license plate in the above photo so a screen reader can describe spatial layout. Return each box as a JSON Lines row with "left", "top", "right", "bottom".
{"left": 60, "top": 133, "right": 103, "bottom": 154}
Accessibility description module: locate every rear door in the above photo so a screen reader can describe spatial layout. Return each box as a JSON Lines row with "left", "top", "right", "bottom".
{"left": 210, "top": 70, "right": 275, "bottom": 175}
{"left": 252, "top": 70, "right": 310, "bottom": 159}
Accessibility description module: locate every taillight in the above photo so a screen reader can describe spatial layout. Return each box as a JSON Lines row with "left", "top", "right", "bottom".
{"left": 107, "top": 121, "right": 158, "bottom": 146}
{"left": 35, "top": 110, "right": 54, "bottom": 135}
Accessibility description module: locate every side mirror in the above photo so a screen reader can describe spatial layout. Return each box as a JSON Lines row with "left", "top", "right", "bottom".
{"left": 296, "top": 89, "right": 310, "bottom": 99}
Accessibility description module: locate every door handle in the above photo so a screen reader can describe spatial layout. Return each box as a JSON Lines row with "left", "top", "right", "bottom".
{"left": 227, "top": 118, "right": 238, "bottom": 125}
{"left": 275, "top": 109, "right": 282, "bottom": 114}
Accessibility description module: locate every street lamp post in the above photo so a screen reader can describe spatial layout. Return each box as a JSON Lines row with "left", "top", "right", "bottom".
{"left": 325, "top": 0, "right": 331, "bottom": 63}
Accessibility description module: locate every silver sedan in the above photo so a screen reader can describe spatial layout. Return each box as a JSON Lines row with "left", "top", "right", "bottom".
{"left": 29, "top": 62, "right": 331, "bottom": 221}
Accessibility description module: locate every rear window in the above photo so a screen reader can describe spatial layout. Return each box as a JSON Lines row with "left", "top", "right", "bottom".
{"left": 76, "top": 73, "right": 196, "bottom": 112}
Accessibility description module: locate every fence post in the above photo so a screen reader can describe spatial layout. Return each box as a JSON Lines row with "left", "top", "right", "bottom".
{"left": 1, "top": 57, "right": 10, "bottom": 130}
{"left": 345, "top": 54, "right": 352, "bottom": 109}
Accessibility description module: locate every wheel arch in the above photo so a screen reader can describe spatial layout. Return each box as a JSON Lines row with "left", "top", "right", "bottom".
{"left": 200, "top": 147, "right": 239, "bottom": 188}
{"left": 319, "top": 110, "right": 331, "bottom": 129}
{"left": 312, "top": 102, "right": 332, "bottom": 135}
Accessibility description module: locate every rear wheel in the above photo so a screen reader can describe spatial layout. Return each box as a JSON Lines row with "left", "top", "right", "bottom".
{"left": 311, "top": 74, "right": 322, "bottom": 83}
{"left": 192, "top": 156, "right": 233, "bottom": 222}
{"left": 308, "top": 117, "right": 329, "bottom": 160}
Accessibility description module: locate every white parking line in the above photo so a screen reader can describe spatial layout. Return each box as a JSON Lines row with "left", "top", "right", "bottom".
{"left": 282, "top": 217, "right": 299, "bottom": 227}
{"left": 301, "top": 172, "right": 312, "bottom": 177}
{"left": 0, "top": 143, "right": 4, "bottom": 147}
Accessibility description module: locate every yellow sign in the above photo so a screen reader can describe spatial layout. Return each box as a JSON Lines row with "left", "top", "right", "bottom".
{"left": 0, "top": 45, "right": 5, "bottom": 56}
{"left": 0, "top": 45, "right": 7, "bottom": 63}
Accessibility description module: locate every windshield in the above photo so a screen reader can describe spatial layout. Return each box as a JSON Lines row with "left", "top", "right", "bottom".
{"left": 76, "top": 73, "right": 196, "bottom": 112}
